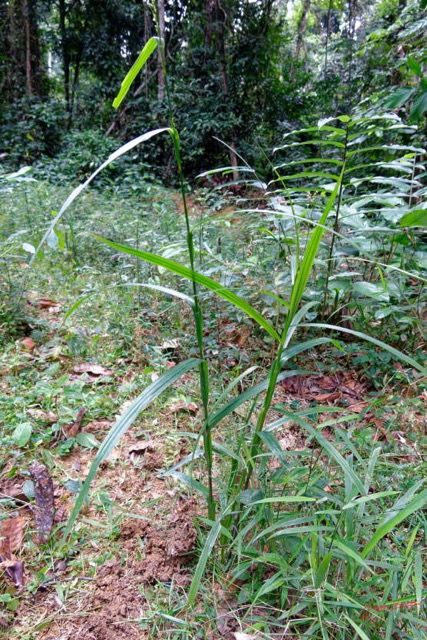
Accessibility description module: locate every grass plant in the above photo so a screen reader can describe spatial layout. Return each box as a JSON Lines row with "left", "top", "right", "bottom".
{"left": 2, "top": 25, "right": 426, "bottom": 640}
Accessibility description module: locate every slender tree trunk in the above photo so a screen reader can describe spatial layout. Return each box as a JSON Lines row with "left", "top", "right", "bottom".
{"left": 157, "top": 0, "right": 165, "bottom": 102}
{"left": 324, "top": 0, "right": 332, "bottom": 75}
{"left": 295, "top": 0, "right": 311, "bottom": 60}
{"left": 205, "top": 0, "right": 239, "bottom": 179}
{"left": 59, "top": 0, "right": 71, "bottom": 124}
{"left": 23, "top": 0, "right": 33, "bottom": 94}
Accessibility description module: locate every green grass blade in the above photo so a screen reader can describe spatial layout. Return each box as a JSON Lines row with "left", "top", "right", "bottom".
{"left": 343, "top": 615, "right": 372, "bottom": 640}
{"left": 95, "top": 236, "right": 280, "bottom": 341}
{"left": 275, "top": 411, "right": 365, "bottom": 494}
{"left": 211, "top": 366, "right": 259, "bottom": 413}
{"left": 32, "top": 128, "right": 171, "bottom": 264}
{"left": 281, "top": 337, "right": 337, "bottom": 365}
{"left": 63, "top": 282, "right": 193, "bottom": 324}
{"left": 331, "top": 539, "right": 373, "bottom": 573}
{"left": 207, "top": 370, "right": 310, "bottom": 430}
{"left": 303, "top": 323, "right": 426, "bottom": 374}
{"left": 167, "top": 472, "right": 209, "bottom": 498}
{"left": 62, "top": 358, "right": 200, "bottom": 539}
{"left": 362, "top": 490, "right": 427, "bottom": 558}
{"left": 186, "top": 504, "right": 233, "bottom": 608}
{"left": 414, "top": 551, "right": 423, "bottom": 612}
{"left": 113, "top": 37, "right": 159, "bottom": 108}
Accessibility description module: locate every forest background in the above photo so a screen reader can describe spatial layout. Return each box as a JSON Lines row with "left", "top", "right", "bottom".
{"left": 1, "top": 1, "right": 427, "bottom": 639}
{"left": 1, "top": 0, "right": 426, "bottom": 181}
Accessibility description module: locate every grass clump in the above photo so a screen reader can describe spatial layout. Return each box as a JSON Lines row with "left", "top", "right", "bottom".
{"left": 1, "top": 33, "right": 426, "bottom": 640}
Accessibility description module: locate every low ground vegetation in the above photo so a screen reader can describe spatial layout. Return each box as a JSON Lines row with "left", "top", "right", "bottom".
{"left": 0, "top": 115, "right": 426, "bottom": 638}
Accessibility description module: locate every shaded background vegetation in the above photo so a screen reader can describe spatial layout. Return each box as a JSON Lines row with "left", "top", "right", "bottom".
{"left": 1, "top": 0, "right": 426, "bottom": 181}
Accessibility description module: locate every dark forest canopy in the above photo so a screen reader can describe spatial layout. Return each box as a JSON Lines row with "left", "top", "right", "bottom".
{"left": 0, "top": 0, "right": 426, "bottom": 178}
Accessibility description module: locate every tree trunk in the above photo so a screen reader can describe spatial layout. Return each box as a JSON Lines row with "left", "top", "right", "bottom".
{"left": 59, "top": 0, "right": 71, "bottom": 123}
{"left": 205, "top": 0, "right": 239, "bottom": 179}
{"left": 295, "top": 0, "right": 311, "bottom": 61}
{"left": 157, "top": 0, "right": 165, "bottom": 102}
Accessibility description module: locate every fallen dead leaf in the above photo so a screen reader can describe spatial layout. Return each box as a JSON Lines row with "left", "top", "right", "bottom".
{"left": 167, "top": 401, "right": 198, "bottom": 415}
{"left": 27, "top": 409, "right": 57, "bottom": 423}
{"left": 159, "top": 339, "right": 180, "bottom": 350}
{"left": 73, "top": 363, "right": 113, "bottom": 376}
{"left": 128, "top": 440, "right": 156, "bottom": 456}
{"left": 0, "top": 477, "right": 29, "bottom": 503}
{"left": 29, "top": 461, "right": 55, "bottom": 545}
{"left": 83, "top": 420, "right": 113, "bottom": 432}
{"left": 0, "top": 517, "right": 25, "bottom": 557}
{"left": 21, "top": 337, "right": 35, "bottom": 350}
{"left": 65, "top": 408, "right": 88, "bottom": 438}
{"left": 0, "top": 517, "right": 25, "bottom": 587}
{"left": 37, "top": 298, "right": 60, "bottom": 309}
{"left": 347, "top": 401, "right": 369, "bottom": 413}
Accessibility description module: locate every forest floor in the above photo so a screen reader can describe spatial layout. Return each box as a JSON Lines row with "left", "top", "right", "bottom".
{"left": 0, "top": 180, "right": 426, "bottom": 639}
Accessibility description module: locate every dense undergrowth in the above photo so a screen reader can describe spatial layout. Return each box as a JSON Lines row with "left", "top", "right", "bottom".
{"left": 1, "top": 109, "right": 427, "bottom": 638}
{"left": 1, "top": 32, "right": 427, "bottom": 635}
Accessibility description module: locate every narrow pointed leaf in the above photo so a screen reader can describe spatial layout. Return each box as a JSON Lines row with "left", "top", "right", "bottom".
{"left": 32, "top": 128, "right": 171, "bottom": 264}
{"left": 113, "top": 37, "right": 159, "bottom": 108}
{"left": 186, "top": 505, "right": 233, "bottom": 607}
{"left": 303, "top": 323, "right": 426, "bottom": 374}
{"left": 63, "top": 358, "right": 200, "bottom": 538}
{"left": 95, "top": 236, "right": 280, "bottom": 341}
{"left": 362, "top": 490, "right": 427, "bottom": 558}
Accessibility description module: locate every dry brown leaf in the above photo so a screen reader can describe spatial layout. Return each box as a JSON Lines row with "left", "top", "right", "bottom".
{"left": 37, "top": 298, "right": 60, "bottom": 309}
{"left": 314, "top": 392, "right": 341, "bottom": 402}
{"left": 0, "top": 517, "right": 25, "bottom": 557}
{"left": 347, "top": 401, "right": 369, "bottom": 413}
{"left": 128, "top": 440, "right": 156, "bottom": 456}
{"left": 21, "top": 337, "right": 36, "bottom": 350}
{"left": 167, "top": 401, "right": 198, "bottom": 415}
{"left": 65, "top": 407, "right": 88, "bottom": 437}
{"left": 73, "top": 363, "right": 113, "bottom": 376}
{"left": 83, "top": 420, "right": 113, "bottom": 432}
{"left": 0, "top": 477, "right": 28, "bottom": 502}
{"left": 29, "top": 461, "right": 54, "bottom": 545}
{"left": 27, "top": 408, "right": 57, "bottom": 423}
{"left": 159, "top": 339, "right": 180, "bottom": 350}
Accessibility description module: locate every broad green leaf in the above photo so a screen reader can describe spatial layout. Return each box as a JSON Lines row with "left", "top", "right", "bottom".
{"left": 95, "top": 236, "right": 280, "bottom": 341}
{"left": 12, "top": 422, "right": 32, "bottom": 447}
{"left": 252, "top": 496, "right": 316, "bottom": 505}
{"left": 362, "top": 490, "right": 427, "bottom": 558}
{"left": 62, "top": 358, "right": 200, "bottom": 538}
{"left": 271, "top": 525, "right": 333, "bottom": 538}
{"left": 343, "top": 491, "right": 398, "bottom": 510}
{"left": 75, "top": 432, "right": 100, "bottom": 449}
{"left": 293, "top": 415, "right": 365, "bottom": 494}
{"left": 400, "top": 209, "right": 427, "bottom": 227}
{"left": 407, "top": 57, "right": 422, "bottom": 76}
{"left": 207, "top": 370, "right": 309, "bottom": 430}
{"left": 415, "top": 551, "right": 423, "bottom": 612}
{"left": 410, "top": 91, "right": 427, "bottom": 121}
{"left": 113, "top": 37, "right": 159, "bottom": 108}
{"left": 314, "top": 553, "right": 332, "bottom": 588}
{"left": 352, "top": 281, "right": 389, "bottom": 302}
{"left": 343, "top": 615, "right": 372, "bottom": 640}
{"left": 332, "top": 539, "right": 373, "bottom": 573}
{"left": 253, "top": 574, "right": 285, "bottom": 602}
{"left": 167, "top": 471, "right": 209, "bottom": 498}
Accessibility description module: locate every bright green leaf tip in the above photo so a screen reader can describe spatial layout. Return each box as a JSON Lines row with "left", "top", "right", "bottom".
{"left": 113, "top": 37, "right": 159, "bottom": 109}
